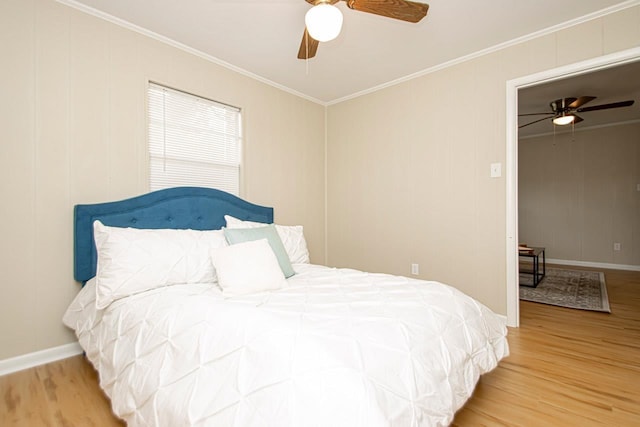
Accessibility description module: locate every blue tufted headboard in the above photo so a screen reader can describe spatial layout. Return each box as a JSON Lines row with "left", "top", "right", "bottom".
{"left": 74, "top": 187, "right": 273, "bottom": 283}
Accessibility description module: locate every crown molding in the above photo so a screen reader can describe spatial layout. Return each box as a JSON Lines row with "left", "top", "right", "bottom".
{"left": 55, "top": 0, "right": 326, "bottom": 106}
{"left": 328, "top": 0, "right": 640, "bottom": 105}
{"left": 56, "top": 0, "right": 640, "bottom": 107}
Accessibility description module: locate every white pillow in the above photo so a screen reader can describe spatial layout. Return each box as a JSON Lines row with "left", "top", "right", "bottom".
{"left": 93, "top": 221, "right": 227, "bottom": 309}
{"left": 224, "top": 215, "right": 310, "bottom": 264}
{"left": 210, "top": 238, "right": 286, "bottom": 297}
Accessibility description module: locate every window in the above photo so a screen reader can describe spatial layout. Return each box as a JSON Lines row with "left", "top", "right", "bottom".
{"left": 148, "top": 83, "right": 242, "bottom": 195}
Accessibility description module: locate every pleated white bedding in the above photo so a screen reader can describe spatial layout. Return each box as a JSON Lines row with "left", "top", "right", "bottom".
{"left": 63, "top": 264, "right": 508, "bottom": 427}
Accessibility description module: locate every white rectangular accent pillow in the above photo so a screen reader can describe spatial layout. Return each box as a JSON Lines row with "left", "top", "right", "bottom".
{"left": 224, "top": 215, "right": 310, "bottom": 264}
{"left": 93, "top": 221, "right": 227, "bottom": 309}
{"left": 210, "top": 238, "right": 286, "bottom": 297}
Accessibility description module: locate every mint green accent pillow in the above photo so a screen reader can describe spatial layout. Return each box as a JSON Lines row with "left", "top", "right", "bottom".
{"left": 223, "top": 225, "right": 295, "bottom": 278}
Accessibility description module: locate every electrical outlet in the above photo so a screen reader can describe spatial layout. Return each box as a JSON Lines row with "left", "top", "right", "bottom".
{"left": 411, "top": 263, "right": 419, "bottom": 275}
{"left": 614, "top": 243, "right": 621, "bottom": 251}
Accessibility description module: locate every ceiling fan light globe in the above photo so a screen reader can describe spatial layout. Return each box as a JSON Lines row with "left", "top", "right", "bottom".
{"left": 305, "top": 4, "right": 343, "bottom": 42}
{"left": 553, "top": 115, "right": 575, "bottom": 126}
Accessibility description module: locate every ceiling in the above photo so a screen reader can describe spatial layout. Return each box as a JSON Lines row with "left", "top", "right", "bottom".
{"left": 62, "top": 0, "right": 633, "bottom": 104}
{"left": 518, "top": 60, "right": 640, "bottom": 138}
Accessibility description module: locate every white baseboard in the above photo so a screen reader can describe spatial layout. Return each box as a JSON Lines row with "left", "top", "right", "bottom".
{"left": 547, "top": 258, "right": 640, "bottom": 272}
{"left": 496, "top": 313, "right": 508, "bottom": 325}
{"left": 0, "top": 342, "right": 83, "bottom": 377}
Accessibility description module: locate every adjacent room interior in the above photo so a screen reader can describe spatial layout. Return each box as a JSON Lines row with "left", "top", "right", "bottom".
{"left": 516, "top": 60, "right": 640, "bottom": 317}
{"left": 518, "top": 61, "right": 640, "bottom": 270}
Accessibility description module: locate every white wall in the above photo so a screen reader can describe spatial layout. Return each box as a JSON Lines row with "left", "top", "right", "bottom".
{"left": 0, "top": 0, "right": 326, "bottom": 360}
{"left": 519, "top": 122, "right": 640, "bottom": 266}
{"left": 327, "top": 5, "right": 640, "bottom": 315}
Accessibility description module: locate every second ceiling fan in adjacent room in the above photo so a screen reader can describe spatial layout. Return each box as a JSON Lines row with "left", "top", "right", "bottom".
{"left": 519, "top": 96, "right": 635, "bottom": 129}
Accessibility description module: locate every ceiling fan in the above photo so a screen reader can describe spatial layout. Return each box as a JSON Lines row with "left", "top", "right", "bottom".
{"left": 298, "top": 0, "right": 429, "bottom": 60}
{"left": 518, "top": 96, "right": 635, "bottom": 128}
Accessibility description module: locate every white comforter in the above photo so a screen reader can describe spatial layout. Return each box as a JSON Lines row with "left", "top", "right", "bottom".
{"left": 63, "top": 264, "right": 508, "bottom": 427}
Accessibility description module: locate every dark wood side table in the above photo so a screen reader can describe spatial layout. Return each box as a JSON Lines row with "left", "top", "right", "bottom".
{"left": 519, "top": 247, "right": 545, "bottom": 287}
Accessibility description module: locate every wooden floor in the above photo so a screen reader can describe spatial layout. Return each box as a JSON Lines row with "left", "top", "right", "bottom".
{"left": 453, "top": 266, "right": 640, "bottom": 426}
{"left": 1, "top": 266, "right": 639, "bottom": 426}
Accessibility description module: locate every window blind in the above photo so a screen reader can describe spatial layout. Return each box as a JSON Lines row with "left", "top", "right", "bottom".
{"left": 148, "top": 83, "right": 241, "bottom": 195}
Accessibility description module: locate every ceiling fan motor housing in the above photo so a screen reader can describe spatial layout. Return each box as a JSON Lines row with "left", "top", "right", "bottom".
{"left": 550, "top": 98, "right": 576, "bottom": 114}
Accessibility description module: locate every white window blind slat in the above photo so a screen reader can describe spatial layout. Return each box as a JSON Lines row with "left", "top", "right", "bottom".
{"left": 148, "top": 83, "right": 241, "bottom": 195}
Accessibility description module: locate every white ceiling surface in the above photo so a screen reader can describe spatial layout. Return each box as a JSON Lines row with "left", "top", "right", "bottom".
{"left": 64, "top": 0, "right": 633, "bottom": 104}
{"left": 518, "top": 61, "right": 640, "bottom": 138}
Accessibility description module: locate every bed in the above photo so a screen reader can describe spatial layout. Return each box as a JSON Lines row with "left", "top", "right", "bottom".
{"left": 63, "top": 186, "right": 508, "bottom": 427}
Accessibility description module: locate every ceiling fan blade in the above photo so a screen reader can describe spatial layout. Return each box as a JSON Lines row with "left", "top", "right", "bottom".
{"left": 577, "top": 100, "right": 635, "bottom": 113}
{"left": 567, "top": 96, "right": 596, "bottom": 109}
{"left": 571, "top": 114, "right": 584, "bottom": 124}
{"left": 297, "top": 28, "right": 319, "bottom": 60}
{"left": 519, "top": 116, "right": 553, "bottom": 129}
{"left": 518, "top": 112, "right": 555, "bottom": 117}
{"left": 344, "top": 0, "right": 429, "bottom": 23}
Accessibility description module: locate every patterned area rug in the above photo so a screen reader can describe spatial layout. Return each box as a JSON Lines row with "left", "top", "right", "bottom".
{"left": 519, "top": 267, "right": 611, "bottom": 313}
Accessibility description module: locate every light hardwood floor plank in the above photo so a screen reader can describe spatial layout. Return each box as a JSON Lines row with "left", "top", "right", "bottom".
{"left": 1, "top": 356, "right": 124, "bottom": 426}
{"left": 1, "top": 266, "right": 638, "bottom": 426}
{"left": 1, "top": 366, "right": 53, "bottom": 426}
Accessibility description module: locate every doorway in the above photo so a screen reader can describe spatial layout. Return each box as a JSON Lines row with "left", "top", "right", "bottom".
{"left": 505, "top": 46, "right": 640, "bottom": 327}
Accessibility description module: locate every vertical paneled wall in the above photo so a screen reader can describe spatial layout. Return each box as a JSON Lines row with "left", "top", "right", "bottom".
{"left": 326, "top": 6, "right": 640, "bottom": 314}
{"left": 0, "top": 0, "right": 326, "bottom": 360}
